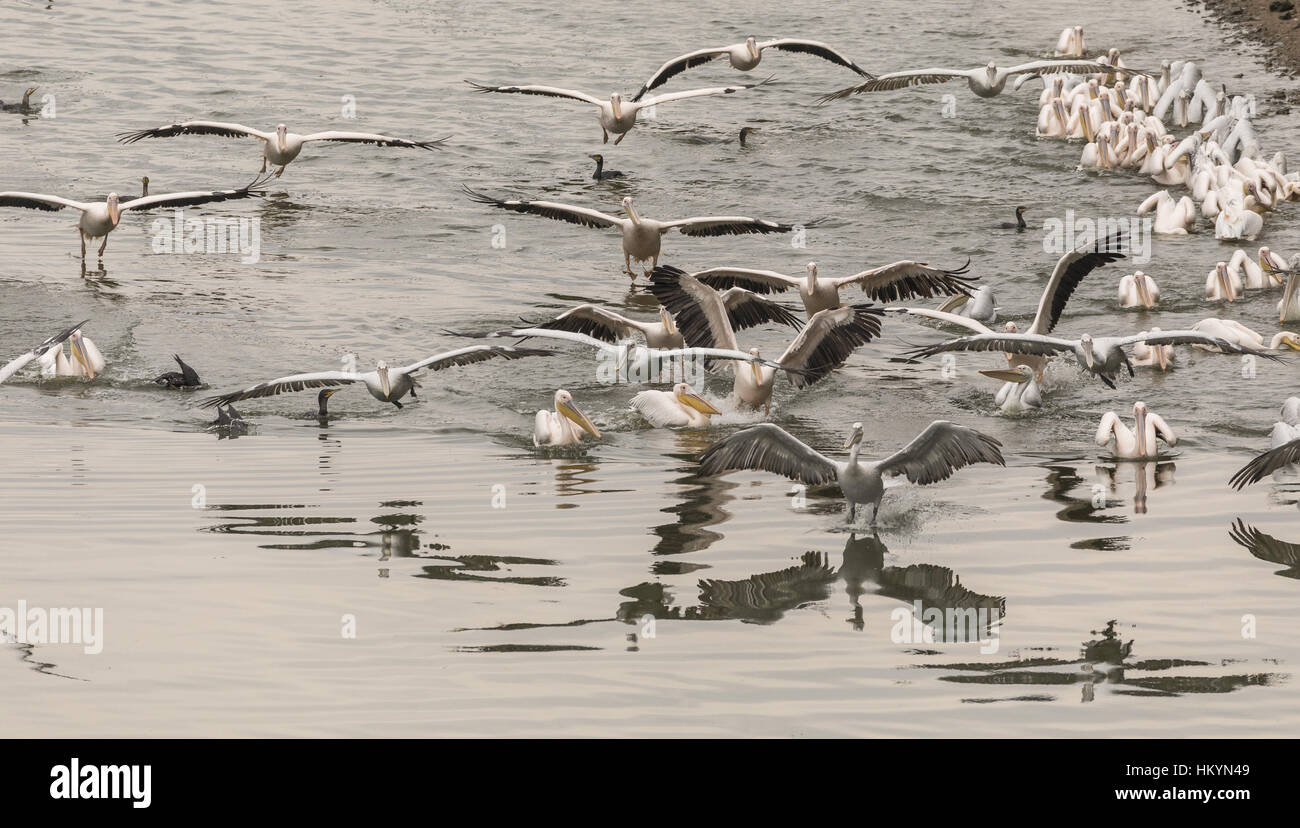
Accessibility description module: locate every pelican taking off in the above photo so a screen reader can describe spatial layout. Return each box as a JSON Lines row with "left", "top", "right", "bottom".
{"left": 200, "top": 345, "right": 550, "bottom": 412}
{"left": 0, "top": 319, "right": 87, "bottom": 385}
{"left": 0, "top": 176, "right": 269, "bottom": 259}
{"left": 817, "top": 59, "right": 1125, "bottom": 103}
{"left": 466, "top": 77, "right": 769, "bottom": 145}
{"left": 631, "top": 37, "right": 873, "bottom": 101}
{"left": 534, "top": 389, "right": 601, "bottom": 446}
{"left": 698, "top": 420, "right": 1004, "bottom": 524}
{"left": 631, "top": 383, "right": 723, "bottom": 427}
{"left": 464, "top": 187, "right": 815, "bottom": 277}
{"left": 1096, "top": 401, "right": 1176, "bottom": 459}
{"left": 117, "top": 122, "right": 446, "bottom": 177}
{"left": 688, "top": 258, "right": 975, "bottom": 318}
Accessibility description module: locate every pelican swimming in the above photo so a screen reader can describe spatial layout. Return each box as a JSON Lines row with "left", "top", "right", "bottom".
{"left": 534, "top": 389, "right": 601, "bottom": 446}
{"left": 1096, "top": 401, "right": 1176, "bottom": 459}
{"left": 117, "top": 121, "right": 445, "bottom": 177}
{"left": 650, "top": 265, "right": 885, "bottom": 412}
{"left": 631, "top": 37, "right": 872, "bottom": 101}
{"left": 0, "top": 86, "right": 38, "bottom": 113}
{"left": 1130, "top": 328, "right": 1173, "bottom": 370}
{"left": 1055, "top": 26, "right": 1087, "bottom": 58}
{"left": 1137, "top": 189, "right": 1196, "bottom": 234}
{"left": 817, "top": 59, "right": 1123, "bottom": 103}
{"left": 1117, "top": 270, "right": 1159, "bottom": 308}
{"left": 631, "top": 382, "right": 723, "bottom": 427}
{"left": 467, "top": 78, "right": 768, "bottom": 144}
{"left": 979, "top": 365, "right": 1042, "bottom": 413}
{"left": 1205, "top": 261, "right": 1242, "bottom": 302}
{"left": 0, "top": 176, "right": 269, "bottom": 259}
{"left": 464, "top": 188, "right": 815, "bottom": 277}
{"left": 698, "top": 420, "right": 1004, "bottom": 524}
{"left": 1225, "top": 249, "right": 1269, "bottom": 290}
{"left": 907, "top": 329, "right": 1275, "bottom": 389}
{"left": 688, "top": 259, "right": 975, "bottom": 318}
{"left": 152, "top": 354, "right": 201, "bottom": 389}
{"left": 0, "top": 319, "right": 87, "bottom": 385}
{"left": 200, "top": 345, "right": 551, "bottom": 412}
{"left": 37, "top": 328, "right": 104, "bottom": 379}
{"left": 589, "top": 153, "right": 624, "bottom": 180}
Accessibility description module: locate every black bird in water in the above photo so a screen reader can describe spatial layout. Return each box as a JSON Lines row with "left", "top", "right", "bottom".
{"left": 999, "top": 206, "right": 1028, "bottom": 231}
{"left": 153, "top": 354, "right": 201, "bottom": 388}
{"left": 739, "top": 126, "right": 759, "bottom": 147}
{"left": 312, "top": 388, "right": 339, "bottom": 420}
{"left": 210, "top": 403, "right": 249, "bottom": 436}
{"left": 0, "top": 86, "right": 38, "bottom": 114}
{"left": 589, "top": 153, "right": 624, "bottom": 180}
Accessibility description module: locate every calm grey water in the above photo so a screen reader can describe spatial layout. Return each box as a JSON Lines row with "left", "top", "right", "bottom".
{"left": 1, "top": 0, "right": 1298, "bottom": 737}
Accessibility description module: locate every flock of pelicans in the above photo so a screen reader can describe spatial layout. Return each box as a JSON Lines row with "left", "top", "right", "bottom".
{"left": 3, "top": 26, "right": 1300, "bottom": 525}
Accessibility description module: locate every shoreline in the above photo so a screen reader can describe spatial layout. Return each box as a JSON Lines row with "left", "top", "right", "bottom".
{"left": 1201, "top": 0, "right": 1300, "bottom": 76}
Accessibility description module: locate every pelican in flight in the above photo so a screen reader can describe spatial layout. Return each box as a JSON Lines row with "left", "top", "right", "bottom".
{"left": 117, "top": 122, "right": 446, "bottom": 177}
{"left": 152, "top": 355, "right": 201, "bottom": 389}
{"left": 1230, "top": 437, "right": 1300, "bottom": 489}
{"left": 631, "top": 37, "right": 872, "bottom": 101}
{"left": 1096, "top": 401, "right": 1176, "bottom": 460}
{"left": 687, "top": 258, "right": 975, "bottom": 318}
{"left": 466, "top": 77, "right": 769, "bottom": 145}
{"left": 526, "top": 305, "right": 684, "bottom": 348}
{"left": 698, "top": 420, "right": 1004, "bottom": 524}
{"left": 0, "top": 319, "right": 87, "bottom": 385}
{"left": 200, "top": 345, "right": 550, "bottom": 412}
{"left": 651, "top": 265, "right": 884, "bottom": 412}
{"left": 1118, "top": 271, "right": 1159, "bottom": 309}
{"left": 0, "top": 176, "right": 269, "bottom": 259}
{"left": 907, "top": 329, "right": 1277, "bottom": 389}
{"left": 978, "top": 365, "right": 1041, "bottom": 413}
{"left": 631, "top": 382, "right": 723, "bottom": 427}
{"left": 37, "top": 328, "right": 105, "bottom": 379}
{"left": 892, "top": 231, "right": 1128, "bottom": 380}
{"left": 817, "top": 59, "right": 1124, "bottom": 103}
{"left": 464, "top": 187, "right": 815, "bottom": 277}
{"left": 534, "top": 389, "right": 601, "bottom": 447}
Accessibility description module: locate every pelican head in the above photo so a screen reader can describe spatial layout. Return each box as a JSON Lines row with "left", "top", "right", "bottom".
{"left": 843, "top": 422, "right": 864, "bottom": 451}
{"left": 1087, "top": 79, "right": 1099, "bottom": 100}
{"left": 1003, "top": 321, "right": 1018, "bottom": 333}
{"left": 69, "top": 330, "right": 95, "bottom": 379}
{"left": 745, "top": 36, "right": 759, "bottom": 60}
{"left": 1133, "top": 271, "right": 1154, "bottom": 308}
{"left": 1270, "top": 332, "right": 1300, "bottom": 351}
{"left": 1052, "top": 96, "right": 1068, "bottom": 127}
{"left": 555, "top": 389, "right": 601, "bottom": 439}
{"left": 1133, "top": 400, "right": 1148, "bottom": 456}
{"left": 609, "top": 92, "right": 623, "bottom": 119}
{"left": 1280, "top": 267, "right": 1299, "bottom": 324}
{"left": 621, "top": 196, "right": 640, "bottom": 224}
{"left": 275, "top": 123, "right": 288, "bottom": 151}
{"left": 1080, "top": 333, "right": 1095, "bottom": 369}
{"left": 1258, "top": 247, "right": 1280, "bottom": 283}
{"left": 106, "top": 193, "right": 121, "bottom": 225}
{"left": 979, "top": 364, "right": 1032, "bottom": 384}
{"left": 674, "top": 382, "right": 721, "bottom": 416}
{"left": 985, "top": 61, "right": 997, "bottom": 82}
{"left": 1216, "top": 261, "right": 1236, "bottom": 303}
{"left": 659, "top": 306, "right": 676, "bottom": 334}
{"left": 1148, "top": 327, "right": 1168, "bottom": 370}
{"left": 805, "top": 262, "right": 818, "bottom": 291}
{"left": 748, "top": 346, "right": 763, "bottom": 386}
{"left": 375, "top": 360, "right": 391, "bottom": 398}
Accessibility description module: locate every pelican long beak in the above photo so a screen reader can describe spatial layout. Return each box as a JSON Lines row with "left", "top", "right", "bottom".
{"left": 677, "top": 389, "right": 722, "bottom": 416}
{"left": 558, "top": 399, "right": 601, "bottom": 439}
{"left": 1156, "top": 345, "right": 1168, "bottom": 371}
{"left": 843, "top": 430, "right": 863, "bottom": 451}
{"left": 1262, "top": 254, "right": 1286, "bottom": 286}
{"left": 70, "top": 335, "right": 94, "bottom": 379}
{"left": 1082, "top": 344, "right": 1095, "bottom": 371}
{"left": 1136, "top": 275, "right": 1153, "bottom": 308}
{"left": 979, "top": 368, "right": 1029, "bottom": 384}
{"left": 1281, "top": 274, "right": 1298, "bottom": 324}
{"left": 1218, "top": 264, "right": 1236, "bottom": 303}
{"left": 751, "top": 360, "right": 763, "bottom": 386}
{"left": 1135, "top": 406, "right": 1147, "bottom": 457}
{"left": 377, "top": 367, "right": 391, "bottom": 398}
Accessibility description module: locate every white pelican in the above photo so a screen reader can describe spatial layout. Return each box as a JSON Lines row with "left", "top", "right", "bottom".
{"left": 1117, "top": 270, "right": 1159, "bottom": 309}
{"left": 464, "top": 188, "right": 815, "bottom": 277}
{"left": 698, "top": 420, "right": 1004, "bottom": 524}
{"left": 631, "top": 38, "right": 873, "bottom": 101}
{"left": 0, "top": 86, "right": 38, "bottom": 113}
{"left": 1055, "top": 26, "right": 1087, "bottom": 58}
{"left": 1271, "top": 397, "right": 1300, "bottom": 449}
{"left": 0, "top": 319, "right": 87, "bottom": 385}
{"left": 1204, "top": 261, "right": 1242, "bottom": 303}
{"left": 117, "top": 122, "right": 445, "bottom": 177}
{"left": 1130, "top": 328, "right": 1173, "bottom": 370}
{"left": 907, "top": 329, "right": 1276, "bottom": 389}
{"left": 1137, "top": 189, "right": 1196, "bottom": 234}
{"left": 1262, "top": 253, "right": 1300, "bottom": 322}
{"left": 1190, "top": 318, "right": 1264, "bottom": 352}
{"left": 0, "top": 176, "right": 269, "bottom": 260}
{"left": 200, "top": 345, "right": 550, "bottom": 412}
{"left": 153, "top": 354, "right": 201, "bottom": 389}
{"left": 1096, "top": 401, "right": 1176, "bottom": 460}
{"left": 630, "top": 383, "right": 723, "bottom": 427}
{"left": 534, "top": 389, "right": 601, "bottom": 447}
{"left": 937, "top": 286, "right": 998, "bottom": 325}
{"left": 466, "top": 78, "right": 768, "bottom": 144}
{"left": 688, "top": 259, "right": 975, "bottom": 317}
{"left": 37, "top": 329, "right": 105, "bottom": 379}
{"left": 525, "top": 294, "right": 800, "bottom": 350}
{"left": 650, "top": 265, "right": 884, "bottom": 412}
{"left": 979, "top": 365, "right": 1042, "bottom": 413}
{"left": 1215, "top": 198, "right": 1263, "bottom": 240}
{"left": 817, "top": 59, "right": 1123, "bottom": 103}
{"left": 588, "top": 154, "right": 624, "bottom": 180}
{"left": 1227, "top": 248, "right": 1269, "bottom": 290}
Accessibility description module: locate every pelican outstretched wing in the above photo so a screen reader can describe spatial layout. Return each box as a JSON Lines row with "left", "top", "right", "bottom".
{"left": 119, "top": 175, "right": 271, "bottom": 212}
{"left": 630, "top": 48, "right": 730, "bottom": 102}
{"left": 199, "top": 371, "right": 360, "bottom": 408}
{"left": 464, "top": 81, "right": 602, "bottom": 106}
{"left": 699, "top": 423, "right": 839, "bottom": 485}
{"left": 876, "top": 421, "right": 1005, "bottom": 484}
{"left": 776, "top": 304, "right": 885, "bottom": 387}
{"left": 1029, "top": 231, "right": 1126, "bottom": 335}
{"left": 462, "top": 186, "right": 623, "bottom": 229}
{"left": 116, "top": 120, "right": 273, "bottom": 144}
{"left": 1229, "top": 438, "right": 1300, "bottom": 489}
{"left": 906, "top": 332, "right": 1076, "bottom": 360}
{"left": 833, "top": 259, "right": 976, "bottom": 303}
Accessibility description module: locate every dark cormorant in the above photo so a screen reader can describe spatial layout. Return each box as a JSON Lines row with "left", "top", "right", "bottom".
{"left": 589, "top": 154, "right": 624, "bottom": 180}
{"left": 999, "top": 206, "right": 1028, "bottom": 230}
{"left": 0, "top": 87, "right": 38, "bottom": 113}
{"left": 739, "top": 126, "right": 759, "bottom": 147}
{"left": 153, "top": 354, "right": 201, "bottom": 388}
{"left": 313, "top": 388, "right": 339, "bottom": 419}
